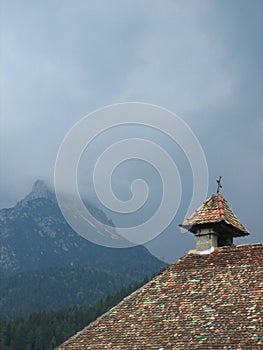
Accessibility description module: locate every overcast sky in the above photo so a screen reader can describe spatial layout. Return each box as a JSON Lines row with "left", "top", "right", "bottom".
{"left": 1, "top": 0, "right": 262, "bottom": 262}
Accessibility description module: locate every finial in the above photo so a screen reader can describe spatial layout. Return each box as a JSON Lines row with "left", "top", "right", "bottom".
{"left": 216, "top": 176, "right": 222, "bottom": 194}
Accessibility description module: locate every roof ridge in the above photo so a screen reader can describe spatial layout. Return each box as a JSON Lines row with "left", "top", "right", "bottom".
{"left": 216, "top": 193, "right": 226, "bottom": 221}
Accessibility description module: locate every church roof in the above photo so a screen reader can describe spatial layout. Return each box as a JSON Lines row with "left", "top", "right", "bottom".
{"left": 180, "top": 193, "right": 249, "bottom": 236}
{"left": 56, "top": 244, "right": 263, "bottom": 349}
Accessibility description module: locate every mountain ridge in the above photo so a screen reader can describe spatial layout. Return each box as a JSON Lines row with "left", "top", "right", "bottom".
{"left": 0, "top": 180, "right": 166, "bottom": 278}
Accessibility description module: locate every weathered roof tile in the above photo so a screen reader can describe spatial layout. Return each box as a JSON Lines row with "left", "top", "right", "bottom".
{"left": 180, "top": 194, "right": 249, "bottom": 235}
{"left": 57, "top": 244, "right": 263, "bottom": 350}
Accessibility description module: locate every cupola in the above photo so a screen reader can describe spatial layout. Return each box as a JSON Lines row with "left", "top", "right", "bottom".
{"left": 179, "top": 178, "right": 249, "bottom": 254}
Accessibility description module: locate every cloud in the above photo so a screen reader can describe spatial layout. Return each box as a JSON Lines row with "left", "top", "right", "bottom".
{"left": 0, "top": 0, "right": 262, "bottom": 261}
{"left": 117, "top": 6, "right": 234, "bottom": 114}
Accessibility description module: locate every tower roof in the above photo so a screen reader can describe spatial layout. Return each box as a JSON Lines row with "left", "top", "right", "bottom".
{"left": 180, "top": 193, "right": 249, "bottom": 236}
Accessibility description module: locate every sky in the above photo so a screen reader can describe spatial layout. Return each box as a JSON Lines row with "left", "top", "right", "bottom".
{"left": 1, "top": 0, "right": 262, "bottom": 262}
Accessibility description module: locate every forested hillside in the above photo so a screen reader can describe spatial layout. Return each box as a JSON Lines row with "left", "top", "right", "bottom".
{"left": 0, "top": 266, "right": 151, "bottom": 319}
{"left": 0, "top": 278, "right": 148, "bottom": 350}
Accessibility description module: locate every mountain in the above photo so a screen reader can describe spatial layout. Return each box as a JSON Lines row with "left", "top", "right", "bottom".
{"left": 0, "top": 180, "right": 166, "bottom": 278}
{"left": 0, "top": 180, "right": 166, "bottom": 319}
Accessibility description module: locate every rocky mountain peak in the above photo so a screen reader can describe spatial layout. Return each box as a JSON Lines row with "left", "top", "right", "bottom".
{"left": 32, "top": 180, "right": 50, "bottom": 197}
{"left": 19, "top": 180, "right": 54, "bottom": 206}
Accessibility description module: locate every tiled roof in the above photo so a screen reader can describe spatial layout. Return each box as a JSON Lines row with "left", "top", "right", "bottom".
{"left": 57, "top": 244, "right": 263, "bottom": 350}
{"left": 180, "top": 194, "right": 249, "bottom": 236}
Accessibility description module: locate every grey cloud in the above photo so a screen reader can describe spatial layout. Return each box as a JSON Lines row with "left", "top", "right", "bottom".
{"left": 1, "top": 0, "right": 262, "bottom": 261}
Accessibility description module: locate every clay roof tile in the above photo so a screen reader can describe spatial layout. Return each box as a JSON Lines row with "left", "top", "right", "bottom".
{"left": 56, "top": 244, "right": 263, "bottom": 350}
{"left": 180, "top": 193, "right": 249, "bottom": 235}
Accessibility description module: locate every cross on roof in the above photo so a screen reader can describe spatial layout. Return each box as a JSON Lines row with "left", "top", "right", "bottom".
{"left": 216, "top": 176, "right": 222, "bottom": 194}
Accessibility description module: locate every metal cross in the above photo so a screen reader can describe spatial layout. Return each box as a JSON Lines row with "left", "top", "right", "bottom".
{"left": 216, "top": 176, "right": 222, "bottom": 194}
